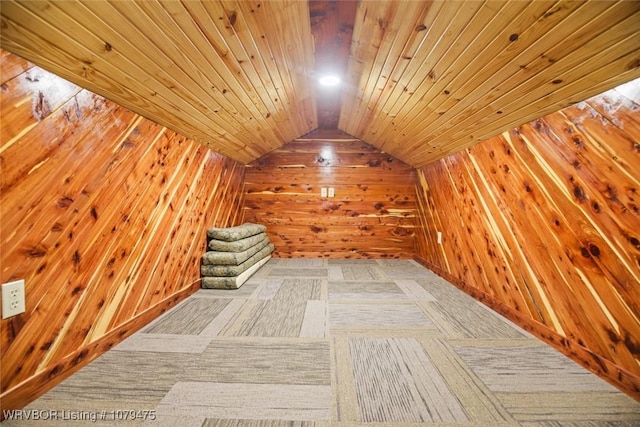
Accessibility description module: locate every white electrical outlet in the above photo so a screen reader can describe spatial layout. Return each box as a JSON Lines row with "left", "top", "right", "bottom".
{"left": 321, "top": 187, "right": 328, "bottom": 197}
{"left": 328, "top": 187, "right": 335, "bottom": 197}
{"left": 437, "top": 231, "right": 442, "bottom": 244}
{"left": 2, "top": 279, "right": 26, "bottom": 319}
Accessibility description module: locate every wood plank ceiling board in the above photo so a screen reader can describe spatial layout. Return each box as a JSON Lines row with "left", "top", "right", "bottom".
{"left": 0, "top": 0, "right": 317, "bottom": 164}
{"left": 339, "top": 0, "right": 640, "bottom": 168}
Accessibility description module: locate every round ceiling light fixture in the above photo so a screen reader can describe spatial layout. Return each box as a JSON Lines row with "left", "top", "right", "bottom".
{"left": 318, "top": 75, "right": 341, "bottom": 87}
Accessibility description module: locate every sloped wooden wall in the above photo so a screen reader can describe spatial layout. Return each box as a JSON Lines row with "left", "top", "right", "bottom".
{"left": 0, "top": 50, "right": 246, "bottom": 410}
{"left": 243, "top": 130, "right": 417, "bottom": 258}
{"left": 414, "top": 79, "right": 640, "bottom": 398}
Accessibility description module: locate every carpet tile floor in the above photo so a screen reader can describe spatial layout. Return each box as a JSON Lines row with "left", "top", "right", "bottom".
{"left": 8, "top": 259, "right": 640, "bottom": 426}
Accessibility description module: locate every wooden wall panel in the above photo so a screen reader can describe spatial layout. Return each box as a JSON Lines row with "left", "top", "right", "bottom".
{"left": 243, "top": 130, "right": 416, "bottom": 258}
{"left": 0, "top": 51, "right": 245, "bottom": 410}
{"left": 414, "top": 78, "right": 640, "bottom": 398}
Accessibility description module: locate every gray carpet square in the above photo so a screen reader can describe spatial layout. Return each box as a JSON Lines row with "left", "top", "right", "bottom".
{"left": 376, "top": 259, "right": 417, "bottom": 268}
{"left": 269, "top": 268, "right": 328, "bottom": 277}
{"left": 497, "top": 392, "right": 640, "bottom": 422}
{"left": 380, "top": 267, "right": 440, "bottom": 279}
{"left": 182, "top": 339, "right": 330, "bottom": 385}
{"left": 327, "top": 266, "right": 344, "bottom": 280}
{"left": 454, "top": 345, "right": 620, "bottom": 393}
{"left": 224, "top": 279, "right": 321, "bottom": 337}
{"left": 145, "top": 298, "right": 231, "bottom": 335}
{"left": 113, "top": 333, "right": 212, "bottom": 353}
{"left": 202, "top": 420, "right": 325, "bottom": 427}
{"left": 224, "top": 299, "right": 306, "bottom": 337}
{"left": 275, "top": 279, "right": 322, "bottom": 301}
{"left": 328, "top": 280, "right": 405, "bottom": 300}
{"left": 155, "top": 383, "right": 331, "bottom": 420}
{"left": 415, "top": 277, "right": 480, "bottom": 302}
{"left": 300, "top": 300, "right": 328, "bottom": 337}
{"left": 328, "top": 259, "right": 379, "bottom": 265}
{"left": 329, "top": 303, "right": 432, "bottom": 327}
{"left": 339, "top": 266, "right": 387, "bottom": 280}
{"left": 249, "top": 278, "right": 284, "bottom": 300}
{"left": 277, "top": 259, "right": 326, "bottom": 268}
{"left": 394, "top": 279, "right": 437, "bottom": 300}
{"left": 349, "top": 337, "right": 467, "bottom": 423}
{"left": 199, "top": 299, "right": 246, "bottom": 337}
{"left": 33, "top": 350, "right": 193, "bottom": 404}
{"left": 422, "top": 299, "right": 526, "bottom": 339}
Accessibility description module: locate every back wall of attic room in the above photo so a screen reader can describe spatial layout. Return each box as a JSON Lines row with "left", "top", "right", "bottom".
{"left": 243, "top": 130, "right": 417, "bottom": 259}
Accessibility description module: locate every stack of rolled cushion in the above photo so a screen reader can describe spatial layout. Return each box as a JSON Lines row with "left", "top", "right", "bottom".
{"left": 201, "top": 222, "right": 274, "bottom": 289}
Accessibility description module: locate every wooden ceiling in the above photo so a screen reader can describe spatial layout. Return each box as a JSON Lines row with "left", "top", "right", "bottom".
{"left": 340, "top": 1, "right": 640, "bottom": 166}
{"left": 1, "top": 1, "right": 639, "bottom": 168}
{"left": 0, "top": 0, "right": 316, "bottom": 164}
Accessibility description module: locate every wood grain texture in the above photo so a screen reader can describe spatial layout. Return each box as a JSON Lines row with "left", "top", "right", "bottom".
{"left": 2, "top": 1, "right": 638, "bottom": 167}
{"left": 0, "top": 0, "right": 316, "bottom": 164}
{"left": 243, "top": 130, "right": 417, "bottom": 258}
{"left": 0, "top": 50, "right": 246, "bottom": 411}
{"left": 340, "top": 0, "right": 640, "bottom": 167}
{"left": 414, "top": 78, "right": 640, "bottom": 398}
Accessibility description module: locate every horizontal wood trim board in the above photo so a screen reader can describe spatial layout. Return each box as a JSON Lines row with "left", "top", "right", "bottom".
{"left": 244, "top": 170, "right": 416, "bottom": 185}
{"left": 244, "top": 197, "right": 415, "bottom": 206}
{"left": 274, "top": 252, "right": 415, "bottom": 259}
{"left": 250, "top": 153, "right": 406, "bottom": 168}
{"left": 247, "top": 215, "right": 416, "bottom": 227}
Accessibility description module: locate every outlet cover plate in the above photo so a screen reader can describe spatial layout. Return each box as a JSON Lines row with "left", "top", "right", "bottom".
{"left": 2, "top": 279, "right": 26, "bottom": 319}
